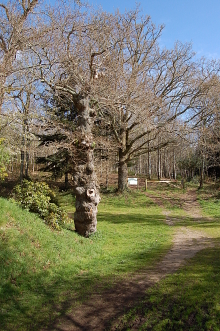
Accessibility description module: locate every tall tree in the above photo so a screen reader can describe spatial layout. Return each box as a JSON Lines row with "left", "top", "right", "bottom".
{"left": 97, "top": 24, "right": 208, "bottom": 191}
{"left": 187, "top": 66, "right": 220, "bottom": 185}
{"left": 3, "top": 1, "right": 219, "bottom": 235}
{"left": 0, "top": 0, "right": 39, "bottom": 112}
{"left": 32, "top": 6, "right": 123, "bottom": 236}
{"left": 36, "top": 94, "right": 77, "bottom": 187}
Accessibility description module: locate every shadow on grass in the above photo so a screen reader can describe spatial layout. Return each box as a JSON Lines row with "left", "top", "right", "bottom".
{"left": 0, "top": 196, "right": 171, "bottom": 331}
{"left": 1, "top": 189, "right": 219, "bottom": 330}
{"left": 165, "top": 215, "right": 220, "bottom": 229}
{"left": 98, "top": 211, "right": 165, "bottom": 225}
{"left": 113, "top": 244, "right": 220, "bottom": 331}
{"left": 1, "top": 213, "right": 219, "bottom": 330}
{"left": 0, "top": 236, "right": 170, "bottom": 331}
{"left": 98, "top": 210, "right": 220, "bottom": 229}
{"left": 2, "top": 240, "right": 219, "bottom": 331}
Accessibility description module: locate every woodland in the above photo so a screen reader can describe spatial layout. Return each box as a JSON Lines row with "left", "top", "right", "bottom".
{"left": 1, "top": 2, "right": 220, "bottom": 330}
{"left": 0, "top": 0, "right": 220, "bottom": 236}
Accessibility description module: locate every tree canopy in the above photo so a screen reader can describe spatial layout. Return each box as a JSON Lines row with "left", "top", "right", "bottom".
{"left": 1, "top": 0, "right": 220, "bottom": 235}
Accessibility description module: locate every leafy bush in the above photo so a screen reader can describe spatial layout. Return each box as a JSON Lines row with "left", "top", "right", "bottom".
{"left": 13, "top": 180, "right": 72, "bottom": 230}
{"left": 0, "top": 138, "right": 10, "bottom": 181}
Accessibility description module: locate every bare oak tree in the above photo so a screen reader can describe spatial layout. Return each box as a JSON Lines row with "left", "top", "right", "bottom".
{"left": 96, "top": 13, "right": 209, "bottom": 191}
{"left": 3, "top": 1, "right": 220, "bottom": 235}
{"left": 0, "top": 0, "right": 39, "bottom": 113}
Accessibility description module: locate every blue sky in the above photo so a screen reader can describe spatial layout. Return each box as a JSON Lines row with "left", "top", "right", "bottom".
{"left": 86, "top": 0, "right": 220, "bottom": 60}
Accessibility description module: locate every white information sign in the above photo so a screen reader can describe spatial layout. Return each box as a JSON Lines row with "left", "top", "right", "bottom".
{"left": 128, "top": 178, "right": 138, "bottom": 186}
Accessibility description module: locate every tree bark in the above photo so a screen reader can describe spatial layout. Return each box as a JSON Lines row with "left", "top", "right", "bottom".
{"left": 25, "top": 151, "right": 29, "bottom": 178}
{"left": 199, "top": 153, "right": 205, "bottom": 189}
{"left": 173, "top": 148, "right": 177, "bottom": 180}
{"left": 163, "top": 149, "right": 168, "bottom": 178}
{"left": 73, "top": 97, "right": 100, "bottom": 237}
{"left": 157, "top": 144, "right": 161, "bottom": 180}
{"left": 65, "top": 172, "right": 68, "bottom": 190}
{"left": 20, "top": 149, "right": 24, "bottom": 183}
{"left": 0, "top": 75, "right": 6, "bottom": 114}
{"left": 147, "top": 138, "right": 151, "bottom": 179}
{"left": 118, "top": 148, "right": 128, "bottom": 192}
{"left": 106, "top": 149, "right": 109, "bottom": 189}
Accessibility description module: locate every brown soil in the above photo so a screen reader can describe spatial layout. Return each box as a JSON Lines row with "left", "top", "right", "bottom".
{"left": 42, "top": 189, "right": 214, "bottom": 331}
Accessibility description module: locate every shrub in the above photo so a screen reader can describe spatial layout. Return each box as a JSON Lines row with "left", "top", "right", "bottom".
{"left": 13, "top": 180, "right": 72, "bottom": 230}
{"left": 0, "top": 138, "right": 10, "bottom": 181}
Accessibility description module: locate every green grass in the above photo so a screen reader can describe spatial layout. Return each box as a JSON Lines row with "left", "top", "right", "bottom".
{"left": 112, "top": 246, "right": 220, "bottom": 331}
{"left": 197, "top": 184, "right": 220, "bottom": 218}
{"left": 0, "top": 189, "right": 173, "bottom": 331}
{"left": 2, "top": 181, "right": 219, "bottom": 331}
{"left": 110, "top": 183, "right": 220, "bottom": 331}
{"left": 195, "top": 185, "right": 220, "bottom": 239}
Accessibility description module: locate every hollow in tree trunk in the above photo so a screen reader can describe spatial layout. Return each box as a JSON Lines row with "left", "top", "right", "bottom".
{"left": 73, "top": 97, "right": 100, "bottom": 237}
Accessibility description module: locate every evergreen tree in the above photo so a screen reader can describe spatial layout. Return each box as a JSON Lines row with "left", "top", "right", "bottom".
{"left": 36, "top": 94, "right": 77, "bottom": 188}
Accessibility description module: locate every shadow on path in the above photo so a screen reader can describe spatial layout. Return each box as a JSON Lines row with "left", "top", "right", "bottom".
{"left": 42, "top": 190, "right": 214, "bottom": 331}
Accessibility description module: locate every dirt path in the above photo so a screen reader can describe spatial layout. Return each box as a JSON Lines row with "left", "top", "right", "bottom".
{"left": 43, "top": 189, "right": 214, "bottom": 331}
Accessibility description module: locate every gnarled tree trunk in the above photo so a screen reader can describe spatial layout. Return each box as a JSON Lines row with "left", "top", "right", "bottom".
{"left": 73, "top": 97, "right": 100, "bottom": 237}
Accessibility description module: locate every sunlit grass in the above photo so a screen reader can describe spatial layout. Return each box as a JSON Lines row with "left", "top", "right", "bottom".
{"left": 0, "top": 189, "right": 173, "bottom": 331}
{"left": 198, "top": 193, "right": 220, "bottom": 219}
{"left": 2, "top": 181, "right": 219, "bottom": 330}
{"left": 112, "top": 246, "right": 220, "bottom": 331}
{"left": 196, "top": 183, "right": 220, "bottom": 238}
{"left": 109, "top": 182, "right": 220, "bottom": 331}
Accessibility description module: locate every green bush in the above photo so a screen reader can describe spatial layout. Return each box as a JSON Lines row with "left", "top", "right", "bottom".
{"left": 13, "top": 180, "right": 72, "bottom": 230}
{"left": 0, "top": 138, "right": 10, "bottom": 181}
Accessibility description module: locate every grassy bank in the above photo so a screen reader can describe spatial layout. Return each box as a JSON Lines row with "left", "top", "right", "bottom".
{"left": 0, "top": 189, "right": 173, "bottom": 331}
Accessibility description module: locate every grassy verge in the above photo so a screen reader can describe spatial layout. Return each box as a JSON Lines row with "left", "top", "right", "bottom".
{"left": 111, "top": 246, "right": 220, "bottom": 331}
{"left": 110, "top": 183, "right": 220, "bottom": 331}
{"left": 0, "top": 189, "right": 173, "bottom": 331}
{"left": 197, "top": 183, "right": 220, "bottom": 217}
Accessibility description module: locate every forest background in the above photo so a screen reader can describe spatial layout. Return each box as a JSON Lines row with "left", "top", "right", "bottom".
{"left": 0, "top": 0, "right": 220, "bottom": 236}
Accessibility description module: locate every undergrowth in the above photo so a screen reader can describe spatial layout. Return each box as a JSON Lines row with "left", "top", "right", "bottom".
{"left": 12, "top": 180, "right": 72, "bottom": 230}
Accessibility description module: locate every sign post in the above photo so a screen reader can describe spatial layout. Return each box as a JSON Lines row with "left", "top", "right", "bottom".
{"left": 128, "top": 178, "right": 138, "bottom": 186}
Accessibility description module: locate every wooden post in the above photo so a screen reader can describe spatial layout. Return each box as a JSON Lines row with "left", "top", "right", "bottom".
{"left": 145, "top": 179, "right": 147, "bottom": 191}
{"left": 181, "top": 178, "right": 185, "bottom": 190}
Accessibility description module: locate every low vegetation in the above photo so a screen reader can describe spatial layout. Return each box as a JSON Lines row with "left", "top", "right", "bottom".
{"left": 197, "top": 183, "right": 220, "bottom": 219}
{"left": 111, "top": 246, "right": 220, "bottom": 331}
{"left": 110, "top": 182, "right": 220, "bottom": 331}
{"left": 12, "top": 180, "right": 72, "bottom": 230}
{"left": 0, "top": 188, "right": 172, "bottom": 331}
{"left": 0, "top": 138, "right": 10, "bottom": 181}
{"left": 1, "top": 181, "right": 220, "bottom": 330}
